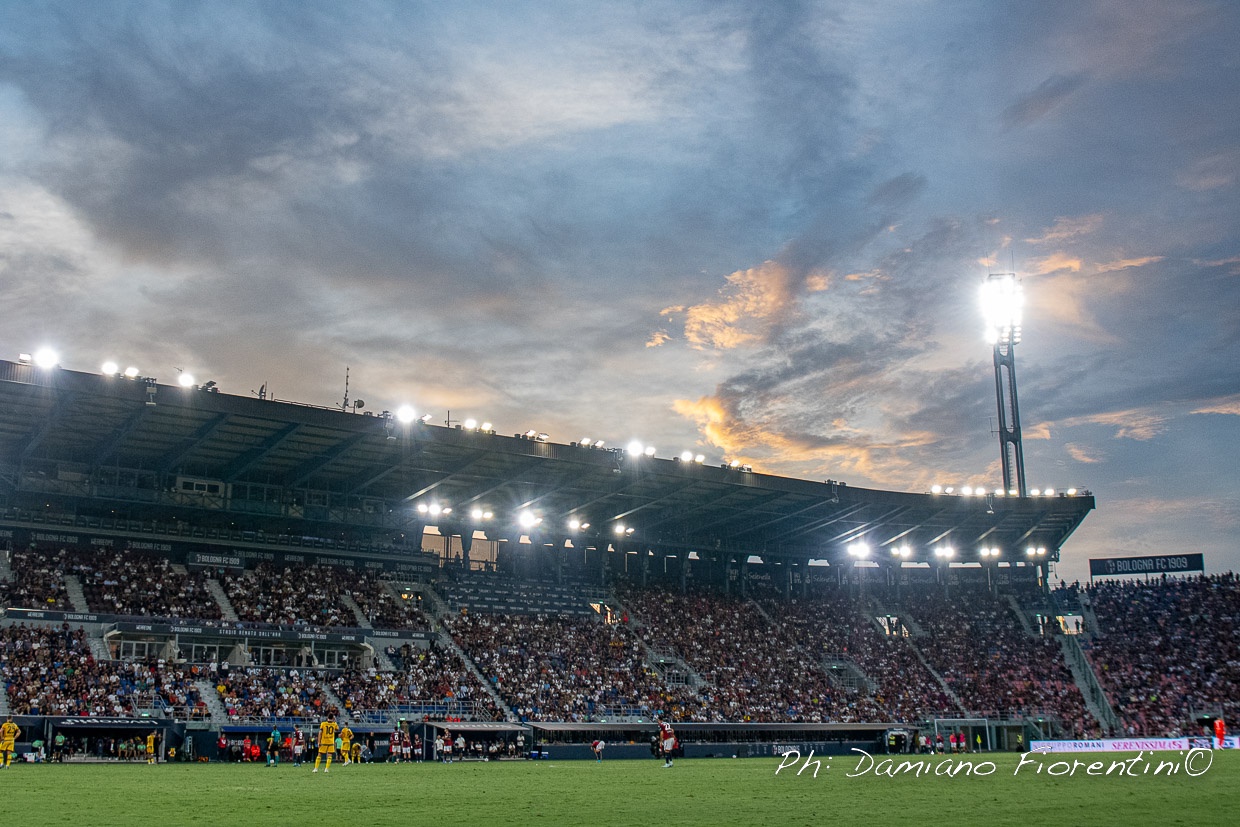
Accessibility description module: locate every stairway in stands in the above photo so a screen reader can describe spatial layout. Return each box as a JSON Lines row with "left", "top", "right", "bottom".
{"left": 62, "top": 573, "right": 90, "bottom": 613}
{"left": 205, "top": 578, "right": 240, "bottom": 621}
{"left": 438, "top": 631, "right": 514, "bottom": 721}
{"left": 195, "top": 678, "right": 230, "bottom": 725}
{"left": 340, "top": 592, "right": 369, "bottom": 627}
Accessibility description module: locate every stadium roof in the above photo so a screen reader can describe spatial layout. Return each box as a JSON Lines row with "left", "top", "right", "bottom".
{"left": 0, "top": 360, "right": 1093, "bottom": 563}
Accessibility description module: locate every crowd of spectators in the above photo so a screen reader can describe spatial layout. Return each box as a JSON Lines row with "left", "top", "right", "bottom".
{"left": 333, "top": 642, "right": 501, "bottom": 721}
{"left": 221, "top": 562, "right": 355, "bottom": 628}
{"left": 758, "top": 587, "right": 956, "bottom": 722}
{"left": 69, "top": 547, "right": 223, "bottom": 620}
{"left": 215, "top": 665, "right": 338, "bottom": 720}
{"left": 1073, "top": 573, "right": 1240, "bottom": 736}
{"left": 898, "top": 588, "right": 1093, "bottom": 736}
{"left": 619, "top": 585, "right": 882, "bottom": 723}
{"left": 345, "top": 571, "right": 432, "bottom": 631}
{"left": 4, "top": 547, "right": 73, "bottom": 609}
{"left": 445, "top": 612, "right": 691, "bottom": 721}
{"left": 1, "top": 623, "right": 131, "bottom": 715}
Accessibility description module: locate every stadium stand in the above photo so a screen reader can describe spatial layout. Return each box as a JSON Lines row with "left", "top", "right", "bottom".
{"left": 897, "top": 588, "right": 1094, "bottom": 736}
{"left": 1074, "top": 574, "right": 1240, "bottom": 736}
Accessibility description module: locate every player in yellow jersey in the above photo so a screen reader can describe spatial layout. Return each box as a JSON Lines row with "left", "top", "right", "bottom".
{"left": 146, "top": 731, "right": 158, "bottom": 764}
{"left": 313, "top": 715, "right": 339, "bottom": 773}
{"left": 0, "top": 716, "right": 20, "bottom": 768}
{"left": 339, "top": 724, "right": 353, "bottom": 765}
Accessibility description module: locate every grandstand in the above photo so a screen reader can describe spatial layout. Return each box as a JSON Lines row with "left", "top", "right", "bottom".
{"left": 3, "top": 356, "right": 1229, "bottom": 761}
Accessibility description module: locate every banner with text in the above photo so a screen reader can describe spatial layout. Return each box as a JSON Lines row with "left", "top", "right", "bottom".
{"left": 1088, "top": 553, "right": 1204, "bottom": 578}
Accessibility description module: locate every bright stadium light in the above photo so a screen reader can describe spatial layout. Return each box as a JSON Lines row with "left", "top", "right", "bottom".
{"left": 643, "top": 445, "right": 656, "bottom": 456}
{"left": 847, "top": 542, "right": 870, "bottom": 558}
{"left": 981, "top": 273, "right": 1023, "bottom": 345}
{"left": 891, "top": 545, "right": 912, "bottom": 558}
{"left": 101, "top": 360, "right": 119, "bottom": 376}
{"left": 680, "top": 450, "right": 693, "bottom": 462}
{"left": 124, "top": 366, "right": 141, "bottom": 379}
{"left": 178, "top": 372, "right": 195, "bottom": 388}
{"left": 626, "top": 440, "right": 644, "bottom": 456}
{"left": 518, "top": 510, "right": 540, "bottom": 529}
{"left": 464, "top": 418, "right": 478, "bottom": 430}
{"left": 613, "top": 522, "right": 627, "bottom": 535}
{"left": 930, "top": 484, "right": 943, "bottom": 494}
{"left": 33, "top": 347, "right": 59, "bottom": 369}
{"left": 396, "top": 405, "right": 417, "bottom": 424}
{"left": 568, "top": 518, "right": 581, "bottom": 531}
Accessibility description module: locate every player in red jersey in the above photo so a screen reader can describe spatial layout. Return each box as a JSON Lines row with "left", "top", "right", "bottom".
{"left": 591, "top": 739, "right": 605, "bottom": 762}
{"left": 656, "top": 716, "right": 675, "bottom": 768}
{"left": 1215, "top": 717, "right": 1226, "bottom": 750}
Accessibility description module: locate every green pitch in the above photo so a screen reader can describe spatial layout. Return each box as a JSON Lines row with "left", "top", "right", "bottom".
{"left": 6, "top": 751, "right": 1239, "bottom": 827}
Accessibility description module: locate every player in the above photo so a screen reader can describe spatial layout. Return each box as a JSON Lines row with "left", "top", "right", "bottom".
{"left": 313, "top": 715, "right": 339, "bottom": 773}
{"left": 339, "top": 723, "right": 354, "bottom": 765}
{"left": 266, "top": 726, "right": 281, "bottom": 767}
{"left": 292, "top": 726, "right": 305, "bottom": 766}
{"left": 1214, "top": 717, "right": 1226, "bottom": 750}
{"left": 591, "top": 739, "right": 605, "bottom": 762}
{"left": 442, "top": 730, "right": 453, "bottom": 764}
{"left": 4, "top": 716, "right": 25, "bottom": 768}
{"left": 146, "top": 730, "right": 158, "bottom": 765}
{"left": 656, "top": 716, "right": 675, "bottom": 768}
{"left": 350, "top": 742, "right": 362, "bottom": 764}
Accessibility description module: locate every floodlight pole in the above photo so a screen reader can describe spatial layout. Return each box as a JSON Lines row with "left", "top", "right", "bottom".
{"left": 993, "top": 334, "right": 1027, "bottom": 498}
{"left": 985, "top": 273, "right": 1027, "bottom": 499}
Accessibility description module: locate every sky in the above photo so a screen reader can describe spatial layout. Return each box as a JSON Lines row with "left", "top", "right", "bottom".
{"left": 1, "top": 0, "right": 1238, "bottom": 584}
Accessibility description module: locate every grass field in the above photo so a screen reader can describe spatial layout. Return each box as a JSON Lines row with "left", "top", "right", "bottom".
{"left": 5, "top": 750, "right": 1239, "bottom": 826}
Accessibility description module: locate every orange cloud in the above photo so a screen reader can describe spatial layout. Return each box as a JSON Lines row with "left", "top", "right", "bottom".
{"left": 1057, "top": 408, "right": 1168, "bottom": 441}
{"left": 1193, "top": 394, "right": 1240, "bottom": 416}
{"left": 1025, "top": 214, "right": 1104, "bottom": 245}
{"left": 680, "top": 261, "right": 799, "bottom": 350}
{"left": 672, "top": 393, "right": 941, "bottom": 487}
{"left": 1028, "top": 252, "right": 1083, "bottom": 275}
{"left": 1095, "top": 255, "right": 1163, "bottom": 273}
{"left": 645, "top": 330, "right": 671, "bottom": 348}
{"left": 1065, "top": 443, "right": 1103, "bottom": 464}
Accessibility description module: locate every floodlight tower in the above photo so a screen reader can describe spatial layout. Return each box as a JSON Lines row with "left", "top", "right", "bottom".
{"left": 981, "top": 273, "right": 1027, "bottom": 498}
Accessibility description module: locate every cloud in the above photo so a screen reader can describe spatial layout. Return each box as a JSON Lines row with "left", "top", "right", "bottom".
{"left": 1025, "top": 215, "right": 1104, "bottom": 246}
{"left": 1192, "top": 394, "right": 1240, "bottom": 416}
{"left": 1027, "top": 253, "right": 1083, "bottom": 275}
{"left": 680, "top": 261, "right": 802, "bottom": 350}
{"left": 1094, "top": 255, "right": 1164, "bottom": 273}
{"left": 645, "top": 330, "right": 671, "bottom": 348}
{"left": 1065, "top": 443, "right": 1104, "bottom": 463}
{"left": 1057, "top": 408, "right": 1170, "bottom": 441}
{"left": 1001, "top": 72, "right": 1089, "bottom": 130}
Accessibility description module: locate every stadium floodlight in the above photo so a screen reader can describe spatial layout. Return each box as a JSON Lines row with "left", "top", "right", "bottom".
{"left": 613, "top": 522, "right": 627, "bottom": 535}
{"left": 101, "top": 360, "right": 119, "bottom": 376}
{"left": 847, "top": 542, "right": 870, "bottom": 558}
{"left": 983, "top": 272, "right": 1028, "bottom": 498}
{"left": 537, "top": 433, "right": 550, "bottom": 442}
{"left": 1030, "top": 488, "right": 1041, "bottom": 497}
{"left": 464, "top": 418, "right": 478, "bottom": 430}
{"left": 892, "top": 545, "right": 912, "bottom": 558}
{"left": 643, "top": 445, "right": 656, "bottom": 456}
{"left": 694, "top": 454, "right": 705, "bottom": 464}
{"left": 124, "top": 366, "right": 140, "bottom": 378}
{"left": 1025, "top": 545, "right": 1047, "bottom": 557}
{"left": 581, "top": 437, "right": 594, "bottom": 446}
{"left": 626, "top": 440, "right": 644, "bottom": 456}
{"left": 396, "top": 405, "right": 417, "bottom": 424}
{"left": 178, "top": 372, "right": 195, "bottom": 388}
{"left": 480, "top": 422, "right": 493, "bottom": 431}
{"left": 943, "top": 486, "right": 954, "bottom": 494}
{"left": 17, "top": 353, "right": 32, "bottom": 364}
{"left": 418, "top": 413, "right": 433, "bottom": 423}
{"left": 518, "top": 510, "right": 540, "bottom": 529}
{"left": 1066, "top": 488, "right": 1077, "bottom": 496}
{"left": 33, "top": 347, "right": 59, "bottom": 369}
{"left": 930, "top": 484, "right": 943, "bottom": 494}
{"left": 680, "top": 450, "right": 693, "bottom": 462}
{"left": 980, "top": 547, "right": 1001, "bottom": 558}
{"left": 568, "top": 518, "right": 581, "bottom": 531}
{"left": 961, "top": 485, "right": 974, "bottom": 496}
{"left": 934, "top": 545, "right": 955, "bottom": 559}
{"left": 981, "top": 273, "right": 1023, "bottom": 345}
{"left": 1044, "top": 487, "right": 1055, "bottom": 496}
